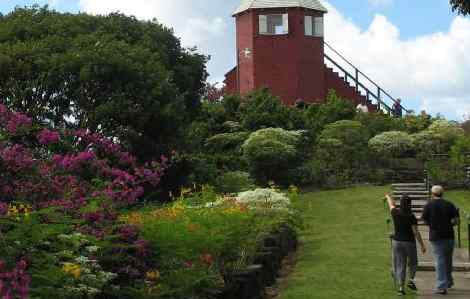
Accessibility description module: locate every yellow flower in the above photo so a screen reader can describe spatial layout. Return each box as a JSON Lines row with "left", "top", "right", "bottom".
{"left": 62, "top": 263, "right": 81, "bottom": 279}
{"left": 146, "top": 270, "right": 160, "bottom": 281}
{"left": 123, "top": 212, "right": 144, "bottom": 226}
{"left": 288, "top": 185, "right": 299, "bottom": 193}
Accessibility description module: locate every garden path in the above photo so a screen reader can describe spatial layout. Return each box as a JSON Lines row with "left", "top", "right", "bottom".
{"left": 415, "top": 226, "right": 470, "bottom": 298}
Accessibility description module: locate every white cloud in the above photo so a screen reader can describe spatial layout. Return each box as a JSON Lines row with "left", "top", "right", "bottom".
{"left": 323, "top": 2, "right": 470, "bottom": 120}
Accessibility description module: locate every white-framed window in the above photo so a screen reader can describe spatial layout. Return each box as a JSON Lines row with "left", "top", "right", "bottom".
{"left": 259, "top": 14, "right": 289, "bottom": 35}
{"left": 305, "top": 15, "right": 324, "bottom": 37}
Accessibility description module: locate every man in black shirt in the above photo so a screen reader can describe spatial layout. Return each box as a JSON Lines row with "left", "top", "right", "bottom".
{"left": 422, "top": 185, "right": 460, "bottom": 295}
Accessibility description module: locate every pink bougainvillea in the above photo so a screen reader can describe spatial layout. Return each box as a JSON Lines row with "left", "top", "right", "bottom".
{"left": 37, "top": 129, "right": 60, "bottom": 145}
{"left": 0, "top": 104, "right": 168, "bottom": 220}
{"left": 0, "top": 259, "right": 31, "bottom": 299}
{"left": 0, "top": 105, "right": 32, "bottom": 135}
{"left": 0, "top": 104, "right": 170, "bottom": 296}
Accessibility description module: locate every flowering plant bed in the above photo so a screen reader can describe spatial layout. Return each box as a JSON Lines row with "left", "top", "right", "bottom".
{"left": 0, "top": 105, "right": 299, "bottom": 298}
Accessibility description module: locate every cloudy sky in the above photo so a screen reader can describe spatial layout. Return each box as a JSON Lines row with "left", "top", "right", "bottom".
{"left": 1, "top": 0, "right": 469, "bottom": 120}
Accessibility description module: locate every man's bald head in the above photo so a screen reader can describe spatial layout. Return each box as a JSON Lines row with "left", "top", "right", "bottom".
{"left": 431, "top": 185, "right": 444, "bottom": 198}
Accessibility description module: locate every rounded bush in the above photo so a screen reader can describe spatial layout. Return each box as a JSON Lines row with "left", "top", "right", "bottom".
{"left": 412, "top": 120, "right": 465, "bottom": 158}
{"left": 242, "top": 128, "right": 302, "bottom": 184}
{"left": 215, "top": 171, "right": 255, "bottom": 194}
{"left": 369, "top": 131, "right": 415, "bottom": 157}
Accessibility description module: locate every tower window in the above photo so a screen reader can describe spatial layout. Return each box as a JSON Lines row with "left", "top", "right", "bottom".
{"left": 305, "top": 15, "right": 324, "bottom": 37}
{"left": 259, "top": 14, "right": 289, "bottom": 35}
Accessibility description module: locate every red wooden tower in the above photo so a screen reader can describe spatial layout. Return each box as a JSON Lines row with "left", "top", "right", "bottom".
{"left": 224, "top": 0, "right": 405, "bottom": 114}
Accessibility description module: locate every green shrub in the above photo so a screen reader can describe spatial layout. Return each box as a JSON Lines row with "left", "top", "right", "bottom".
{"left": 187, "top": 154, "right": 219, "bottom": 186}
{"left": 205, "top": 132, "right": 250, "bottom": 152}
{"left": 242, "top": 128, "right": 302, "bottom": 184}
{"left": 312, "top": 120, "right": 370, "bottom": 186}
{"left": 450, "top": 137, "right": 470, "bottom": 166}
{"left": 413, "top": 119, "right": 464, "bottom": 159}
{"left": 215, "top": 171, "right": 255, "bottom": 194}
{"left": 355, "top": 112, "right": 404, "bottom": 137}
{"left": 403, "top": 112, "right": 433, "bottom": 133}
{"left": 304, "top": 90, "right": 357, "bottom": 135}
{"left": 369, "top": 131, "right": 415, "bottom": 158}
{"left": 240, "top": 89, "right": 304, "bottom": 131}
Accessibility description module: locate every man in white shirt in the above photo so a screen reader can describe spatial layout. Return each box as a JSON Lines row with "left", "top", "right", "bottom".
{"left": 356, "top": 102, "right": 369, "bottom": 113}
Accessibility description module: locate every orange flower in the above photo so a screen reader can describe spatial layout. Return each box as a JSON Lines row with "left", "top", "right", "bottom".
{"left": 187, "top": 223, "right": 200, "bottom": 232}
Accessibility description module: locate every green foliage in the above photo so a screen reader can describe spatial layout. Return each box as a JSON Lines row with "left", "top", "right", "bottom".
{"left": 355, "top": 112, "right": 404, "bottom": 137}
{"left": 135, "top": 188, "right": 296, "bottom": 298}
{"left": 413, "top": 119, "right": 465, "bottom": 159}
{"left": 450, "top": 137, "right": 470, "bottom": 166}
{"left": 312, "top": 120, "right": 370, "bottom": 186}
{"left": 304, "top": 90, "right": 357, "bottom": 134}
{"left": 0, "top": 6, "right": 208, "bottom": 160}
{"left": 427, "top": 119, "right": 465, "bottom": 144}
{"left": 450, "top": 0, "right": 470, "bottom": 15}
{"left": 214, "top": 171, "right": 255, "bottom": 194}
{"left": 369, "top": 131, "right": 415, "bottom": 158}
{"left": 402, "top": 111, "right": 433, "bottom": 133}
{"left": 242, "top": 128, "right": 302, "bottom": 184}
{"left": 205, "top": 132, "right": 250, "bottom": 152}
{"left": 186, "top": 153, "right": 219, "bottom": 186}
{"left": 240, "top": 89, "right": 304, "bottom": 131}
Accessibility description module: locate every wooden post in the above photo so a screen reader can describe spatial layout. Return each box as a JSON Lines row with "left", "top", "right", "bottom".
{"left": 355, "top": 69, "right": 359, "bottom": 92}
{"left": 458, "top": 217, "right": 461, "bottom": 248}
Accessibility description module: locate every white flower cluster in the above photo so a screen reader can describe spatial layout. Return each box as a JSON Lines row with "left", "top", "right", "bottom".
{"left": 236, "top": 188, "right": 291, "bottom": 210}
{"left": 63, "top": 255, "right": 118, "bottom": 298}
{"left": 58, "top": 232, "right": 91, "bottom": 247}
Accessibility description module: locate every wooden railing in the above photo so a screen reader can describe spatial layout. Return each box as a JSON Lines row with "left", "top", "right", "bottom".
{"left": 323, "top": 41, "right": 407, "bottom": 117}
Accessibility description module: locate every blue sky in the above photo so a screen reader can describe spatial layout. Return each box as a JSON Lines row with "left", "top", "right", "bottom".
{"left": 1, "top": 0, "right": 469, "bottom": 120}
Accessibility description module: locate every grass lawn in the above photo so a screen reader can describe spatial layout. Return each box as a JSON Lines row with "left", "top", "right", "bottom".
{"left": 279, "top": 185, "right": 417, "bottom": 299}
{"left": 448, "top": 190, "right": 470, "bottom": 249}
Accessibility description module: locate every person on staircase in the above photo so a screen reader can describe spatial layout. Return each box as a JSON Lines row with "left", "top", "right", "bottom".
{"left": 393, "top": 98, "right": 403, "bottom": 118}
{"left": 422, "top": 185, "right": 460, "bottom": 295}
{"left": 385, "top": 194, "right": 427, "bottom": 296}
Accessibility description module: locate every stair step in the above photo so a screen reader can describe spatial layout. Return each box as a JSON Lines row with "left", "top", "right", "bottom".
{"left": 392, "top": 195, "right": 429, "bottom": 200}
{"left": 392, "top": 187, "right": 428, "bottom": 191}
{"left": 392, "top": 183, "right": 427, "bottom": 187}
{"left": 393, "top": 191, "right": 429, "bottom": 195}
{"left": 418, "top": 262, "right": 470, "bottom": 272}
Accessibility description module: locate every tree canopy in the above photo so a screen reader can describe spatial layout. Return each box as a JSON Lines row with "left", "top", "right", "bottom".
{"left": 450, "top": 0, "right": 470, "bottom": 15}
{"left": 0, "top": 6, "right": 208, "bottom": 160}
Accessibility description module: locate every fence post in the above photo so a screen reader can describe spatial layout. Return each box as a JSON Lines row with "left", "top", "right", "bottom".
{"left": 467, "top": 213, "right": 470, "bottom": 261}
{"left": 355, "top": 69, "right": 359, "bottom": 92}
{"left": 458, "top": 217, "right": 461, "bottom": 248}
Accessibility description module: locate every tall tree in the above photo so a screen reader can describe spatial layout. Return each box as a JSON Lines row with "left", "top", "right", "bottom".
{"left": 0, "top": 6, "right": 208, "bottom": 160}
{"left": 450, "top": 0, "right": 470, "bottom": 15}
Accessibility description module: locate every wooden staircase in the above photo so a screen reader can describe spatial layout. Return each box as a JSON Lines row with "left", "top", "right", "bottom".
{"left": 324, "top": 41, "right": 407, "bottom": 116}
{"left": 391, "top": 183, "right": 429, "bottom": 227}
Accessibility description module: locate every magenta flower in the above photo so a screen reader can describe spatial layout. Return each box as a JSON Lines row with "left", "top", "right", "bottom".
{"left": 0, "top": 259, "right": 30, "bottom": 299}
{"left": 37, "top": 129, "right": 60, "bottom": 145}
{"left": 0, "top": 202, "right": 7, "bottom": 216}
